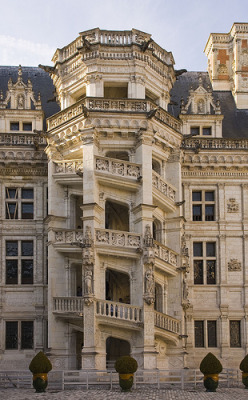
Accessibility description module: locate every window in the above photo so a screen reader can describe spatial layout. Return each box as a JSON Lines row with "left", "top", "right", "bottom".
{"left": 6, "top": 321, "right": 33, "bottom": 349}
{"left": 203, "top": 127, "right": 212, "bottom": 136}
{"left": 6, "top": 240, "right": 33, "bottom": 284}
{"left": 194, "top": 320, "right": 217, "bottom": 348}
{"left": 23, "top": 122, "right": 32, "bottom": 131}
{"left": 192, "top": 190, "right": 215, "bottom": 221}
{"left": 190, "top": 127, "right": 200, "bottom": 136}
{"left": 10, "top": 122, "right": 19, "bottom": 131}
{"left": 230, "top": 320, "right": 241, "bottom": 347}
{"left": 193, "top": 242, "right": 216, "bottom": 284}
{"left": 6, "top": 188, "right": 34, "bottom": 219}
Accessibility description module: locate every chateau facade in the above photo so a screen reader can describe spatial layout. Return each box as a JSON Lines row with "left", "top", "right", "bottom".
{"left": 0, "top": 23, "right": 248, "bottom": 371}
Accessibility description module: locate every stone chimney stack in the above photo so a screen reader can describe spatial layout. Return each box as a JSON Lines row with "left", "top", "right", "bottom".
{"left": 205, "top": 23, "right": 248, "bottom": 109}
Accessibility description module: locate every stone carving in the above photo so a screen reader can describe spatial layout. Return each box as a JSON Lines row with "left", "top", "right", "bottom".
{"left": 228, "top": 259, "right": 242, "bottom": 271}
{"left": 128, "top": 235, "right": 140, "bottom": 247}
{"left": 152, "top": 172, "right": 176, "bottom": 201}
{"left": 144, "top": 267, "right": 155, "bottom": 305}
{"left": 112, "top": 162, "right": 124, "bottom": 175}
{"left": 227, "top": 198, "right": 239, "bottom": 212}
{"left": 96, "top": 158, "right": 109, "bottom": 171}
{"left": 65, "top": 231, "right": 73, "bottom": 242}
{"left": 96, "top": 230, "right": 109, "bottom": 243}
{"left": 84, "top": 269, "right": 93, "bottom": 294}
{"left": 17, "top": 95, "right": 24, "bottom": 109}
{"left": 75, "top": 231, "right": 84, "bottom": 242}
{"left": 112, "top": 233, "right": 125, "bottom": 246}
{"left": 55, "top": 231, "right": 63, "bottom": 242}
{"left": 144, "top": 224, "right": 153, "bottom": 247}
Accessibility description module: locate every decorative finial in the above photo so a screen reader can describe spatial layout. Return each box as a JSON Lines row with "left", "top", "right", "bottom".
{"left": 18, "top": 65, "right": 22, "bottom": 77}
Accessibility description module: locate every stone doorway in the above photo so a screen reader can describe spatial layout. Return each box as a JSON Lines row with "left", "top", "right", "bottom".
{"left": 106, "top": 337, "right": 130, "bottom": 369}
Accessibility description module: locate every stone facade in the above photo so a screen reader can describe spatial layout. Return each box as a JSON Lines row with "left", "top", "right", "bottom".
{"left": 0, "top": 23, "right": 248, "bottom": 371}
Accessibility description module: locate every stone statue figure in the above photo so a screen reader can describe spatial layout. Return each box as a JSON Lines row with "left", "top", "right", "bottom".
{"left": 84, "top": 269, "right": 93, "bottom": 294}
{"left": 183, "top": 274, "right": 189, "bottom": 300}
{"left": 145, "top": 268, "right": 154, "bottom": 295}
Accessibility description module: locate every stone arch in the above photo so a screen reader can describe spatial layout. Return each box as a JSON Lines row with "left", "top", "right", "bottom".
{"left": 106, "top": 337, "right": 131, "bottom": 369}
{"left": 105, "top": 199, "right": 129, "bottom": 231}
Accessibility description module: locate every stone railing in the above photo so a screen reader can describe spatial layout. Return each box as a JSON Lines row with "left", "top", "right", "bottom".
{"left": 53, "top": 160, "right": 83, "bottom": 174}
{"left": 154, "top": 241, "right": 178, "bottom": 267}
{"left": 0, "top": 133, "right": 46, "bottom": 146}
{"left": 53, "top": 297, "right": 84, "bottom": 314}
{"left": 53, "top": 229, "right": 84, "bottom": 245}
{"left": 154, "top": 311, "right": 181, "bottom": 334}
{"left": 182, "top": 137, "right": 248, "bottom": 151}
{"left": 96, "top": 299, "right": 142, "bottom": 323}
{"left": 95, "top": 156, "right": 141, "bottom": 179}
{"left": 152, "top": 171, "right": 176, "bottom": 201}
{"left": 47, "top": 97, "right": 181, "bottom": 134}
{"left": 95, "top": 229, "right": 141, "bottom": 248}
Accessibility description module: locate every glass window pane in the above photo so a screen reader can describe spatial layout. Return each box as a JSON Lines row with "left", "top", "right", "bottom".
{"left": 207, "top": 260, "right": 216, "bottom": 284}
{"left": 208, "top": 320, "right": 217, "bottom": 347}
{"left": 206, "top": 242, "right": 216, "bottom": 257}
{"left": 23, "top": 123, "right": 32, "bottom": 131}
{"left": 21, "top": 203, "right": 33, "bottom": 219}
{"left": 6, "top": 260, "right": 18, "bottom": 284}
{"left": 193, "top": 242, "right": 203, "bottom": 257}
{"left": 194, "top": 260, "right": 203, "bottom": 284}
{"left": 10, "top": 122, "right": 19, "bottom": 131}
{"left": 203, "top": 127, "right": 212, "bottom": 136}
{"left": 205, "top": 205, "right": 215, "bottom": 221}
{"left": 192, "top": 191, "right": 202, "bottom": 201}
{"left": 205, "top": 191, "right": 214, "bottom": 201}
{"left": 21, "top": 321, "right": 33, "bottom": 349}
{"left": 6, "top": 321, "right": 18, "bottom": 349}
{"left": 6, "top": 203, "right": 18, "bottom": 219}
{"left": 230, "top": 320, "right": 241, "bottom": 347}
{"left": 6, "top": 188, "right": 17, "bottom": 199}
{"left": 191, "top": 127, "right": 200, "bottom": 136}
{"left": 21, "top": 260, "right": 33, "bottom": 284}
{"left": 195, "top": 321, "right": 204, "bottom": 347}
{"left": 21, "top": 189, "right": 33, "bottom": 199}
{"left": 193, "top": 205, "right": 202, "bottom": 221}
{"left": 21, "top": 241, "right": 33, "bottom": 256}
{"left": 6, "top": 241, "right": 18, "bottom": 256}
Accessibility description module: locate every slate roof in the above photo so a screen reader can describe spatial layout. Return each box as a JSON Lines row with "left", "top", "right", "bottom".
{"left": 0, "top": 66, "right": 60, "bottom": 128}
{"left": 169, "top": 71, "right": 248, "bottom": 138}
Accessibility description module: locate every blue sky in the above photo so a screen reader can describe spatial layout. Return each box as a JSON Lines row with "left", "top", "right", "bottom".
{"left": 0, "top": 0, "right": 247, "bottom": 71}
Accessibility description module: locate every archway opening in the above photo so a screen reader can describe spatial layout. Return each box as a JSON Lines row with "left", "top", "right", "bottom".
{"left": 106, "top": 151, "right": 129, "bottom": 161}
{"left": 105, "top": 200, "right": 129, "bottom": 231}
{"left": 155, "top": 282, "right": 163, "bottom": 313}
{"left": 106, "top": 337, "right": 130, "bottom": 369}
{"left": 106, "top": 269, "right": 130, "bottom": 304}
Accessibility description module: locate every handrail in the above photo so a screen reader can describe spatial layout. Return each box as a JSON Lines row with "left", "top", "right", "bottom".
{"left": 96, "top": 299, "right": 142, "bottom": 323}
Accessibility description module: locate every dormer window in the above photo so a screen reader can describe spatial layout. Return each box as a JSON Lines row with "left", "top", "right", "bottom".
{"left": 203, "top": 127, "right": 212, "bottom": 136}
{"left": 190, "top": 126, "right": 212, "bottom": 136}
{"left": 190, "top": 127, "right": 200, "bottom": 136}
{"left": 10, "top": 122, "right": 19, "bottom": 131}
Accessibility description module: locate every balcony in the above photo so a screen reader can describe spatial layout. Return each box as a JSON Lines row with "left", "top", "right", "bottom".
{"left": 152, "top": 171, "right": 176, "bottom": 212}
{"left": 96, "top": 299, "right": 142, "bottom": 326}
{"left": 95, "top": 228, "right": 141, "bottom": 258}
{"left": 154, "top": 241, "right": 178, "bottom": 275}
{"left": 95, "top": 156, "right": 141, "bottom": 190}
{"left": 154, "top": 311, "right": 181, "bottom": 343}
{"left": 53, "top": 296, "right": 84, "bottom": 318}
{"left": 52, "top": 160, "right": 83, "bottom": 184}
{"left": 47, "top": 97, "right": 181, "bottom": 134}
{"left": 51, "top": 229, "right": 84, "bottom": 252}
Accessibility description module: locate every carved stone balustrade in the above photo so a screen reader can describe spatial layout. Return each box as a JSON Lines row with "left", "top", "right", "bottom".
{"left": 53, "top": 297, "right": 84, "bottom": 314}
{"left": 53, "top": 160, "right": 83, "bottom": 175}
{"left": 182, "top": 137, "right": 248, "bottom": 151}
{"left": 152, "top": 171, "right": 176, "bottom": 202}
{"left": 154, "top": 311, "right": 181, "bottom": 335}
{"left": 154, "top": 241, "right": 178, "bottom": 267}
{"left": 0, "top": 133, "right": 46, "bottom": 146}
{"left": 95, "top": 156, "right": 141, "bottom": 179}
{"left": 96, "top": 299, "right": 142, "bottom": 323}
{"left": 52, "top": 229, "right": 84, "bottom": 246}
{"left": 95, "top": 229, "right": 141, "bottom": 249}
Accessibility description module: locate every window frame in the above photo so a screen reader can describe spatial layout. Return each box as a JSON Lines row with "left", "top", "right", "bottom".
{"left": 190, "top": 126, "right": 212, "bottom": 136}
{"left": 230, "top": 320, "right": 242, "bottom": 348}
{"left": 5, "top": 320, "right": 34, "bottom": 350}
{"left": 5, "top": 239, "right": 34, "bottom": 285}
{"left": 192, "top": 189, "right": 215, "bottom": 222}
{"left": 5, "top": 187, "right": 34, "bottom": 220}
{"left": 193, "top": 241, "right": 217, "bottom": 285}
{"left": 194, "top": 319, "right": 217, "bottom": 348}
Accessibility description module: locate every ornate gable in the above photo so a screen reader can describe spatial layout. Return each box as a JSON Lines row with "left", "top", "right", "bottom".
{"left": 180, "top": 76, "right": 221, "bottom": 115}
{"left": 0, "top": 65, "right": 41, "bottom": 110}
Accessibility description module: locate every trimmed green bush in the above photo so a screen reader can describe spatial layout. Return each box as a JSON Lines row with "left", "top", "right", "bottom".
{"left": 29, "top": 351, "right": 52, "bottom": 374}
{"left": 240, "top": 355, "right": 248, "bottom": 373}
{"left": 200, "top": 352, "right": 223, "bottom": 375}
{"left": 115, "top": 356, "right": 138, "bottom": 374}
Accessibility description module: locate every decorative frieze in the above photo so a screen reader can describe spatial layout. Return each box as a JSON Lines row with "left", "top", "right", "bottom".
{"left": 152, "top": 171, "right": 176, "bottom": 201}
{"left": 95, "top": 156, "right": 141, "bottom": 179}
{"left": 154, "top": 242, "right": 178, "bottom": 267}
{"left": 95, "top": 228, "right": 141, "bottom": 248}
{"left": 53, "top": 160, "right": 83, "bottom": 174}
{"left": 228, "top": 259, "right": 242, "bottom": 271}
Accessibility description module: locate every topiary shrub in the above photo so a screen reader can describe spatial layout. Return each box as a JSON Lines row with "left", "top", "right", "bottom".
{"left": 29, "top": 351, "right": 52, "bottom": 374}
{"left": 240, "top": 355, "right": 248, "bottom": 373}
{"left": 200, "top": 352, "right": 223, "bottom": 375}
{"left": 115, "top": 356, "right": 138, "bottom": 374}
